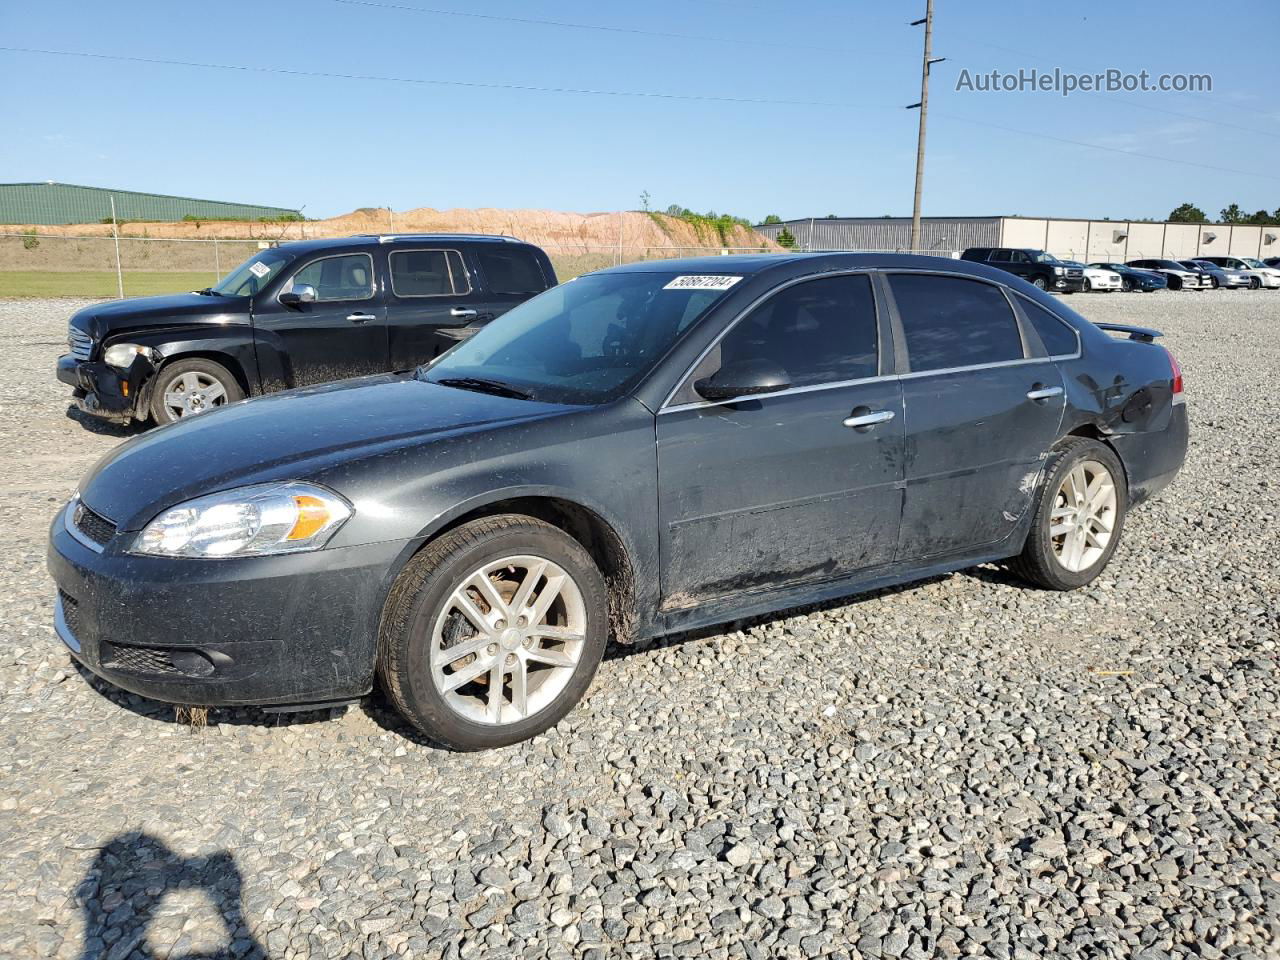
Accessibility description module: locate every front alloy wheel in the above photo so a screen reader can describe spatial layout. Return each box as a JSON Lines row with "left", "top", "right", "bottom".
{"left": 149, "top": 358, "right": 243, "bottom": 424}
{"left": 378, "top": 515, "right": 608, "bottom": 749}
{"left": 1032, "top": 277, "right": 1048, "bottom": 290}
{"left": 430, "top": 555, "right": 587, "bottom": 725}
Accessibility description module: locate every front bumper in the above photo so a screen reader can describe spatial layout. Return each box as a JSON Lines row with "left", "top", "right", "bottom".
{"left": 57, "top": 354, "right": 153, "bottom": 422}
{"left": 48, "top": 502, "right": 408, "bottom": 707}
{"left": 1054, "top": 276, "right": 1086, "bottom": 292}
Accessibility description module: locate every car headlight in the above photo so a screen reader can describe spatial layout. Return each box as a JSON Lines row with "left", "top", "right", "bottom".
{"left": 133, "top": 482, "right": 352, "bottom": 558}
{"left": 102, "top": 343, "right": 151, "bottom": 369}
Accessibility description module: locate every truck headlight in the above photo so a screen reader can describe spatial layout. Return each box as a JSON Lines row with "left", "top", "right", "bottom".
{"left": 1053, "top": 267, "right": 1066, "bottom": 276}
{"left": 102, "top": 343, "right": 151, "bottom": 369}
{"left": 133, "top": 482, "right": 352, "bottom": 558}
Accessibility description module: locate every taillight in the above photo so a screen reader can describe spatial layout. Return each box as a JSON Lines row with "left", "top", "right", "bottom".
{"left": 1167, "top": 348, "right": 1184, "bottom": 403}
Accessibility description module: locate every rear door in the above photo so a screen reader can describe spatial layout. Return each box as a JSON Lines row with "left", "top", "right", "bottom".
{"left": 656, "top": 272, "right": 904, "bottom": 608}
{"left": 252, "top": 251, "right": 388, "bottom": 387}
{"left": 885, "top": 271, "right": 1066, "bottom": 561}
{"left": 384, "top": 247, "right": 484, "bottom": 369}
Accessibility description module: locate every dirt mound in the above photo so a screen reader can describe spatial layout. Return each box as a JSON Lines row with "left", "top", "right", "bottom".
{"left": 13, "top": 207, "right": 776, "bottom": 254}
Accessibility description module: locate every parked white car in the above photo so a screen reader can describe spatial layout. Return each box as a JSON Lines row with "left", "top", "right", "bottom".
{"left": 1080, "top": 264, "right": 1122, "bottom": 292}
{"left": 1197, "top": 256, "right": 1280, "bottom": 290}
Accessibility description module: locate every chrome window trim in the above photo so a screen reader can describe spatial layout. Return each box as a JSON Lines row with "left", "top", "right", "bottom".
{"left": 661, "top": 372, "right": 898, "bottom": 414}
{"left": 277, "top": 252, "right": 376, "bottom": 305}
{"left": 659, "top": 268, "right": 882, "bottom": 411}
{"left": 387, "top": 247, "right": 472, "bottom": 298}
{"left": 63, "top": 497, "right": 106, "bottom": 554}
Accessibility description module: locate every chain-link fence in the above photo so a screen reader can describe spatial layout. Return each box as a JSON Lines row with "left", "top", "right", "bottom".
{"left": 0, "top": 233, "right": 777, "bottom": 299}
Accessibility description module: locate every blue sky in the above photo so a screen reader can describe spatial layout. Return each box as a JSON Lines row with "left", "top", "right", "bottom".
{"left": 1, "top": 0, "right": 1277, "bottom": 222}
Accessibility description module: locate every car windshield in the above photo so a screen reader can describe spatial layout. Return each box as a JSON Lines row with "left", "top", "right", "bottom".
{"left": 210, "top": 249, "right": 293, "bottom": 297}
{"left": 1031, "top": 251, "right": 1061, "bottom": 264}
{"left": 419, "top": 270, "right": 740, "bottom": 404}
{"left": 1155, "top": 261, "right": 1183, "bottom": 270}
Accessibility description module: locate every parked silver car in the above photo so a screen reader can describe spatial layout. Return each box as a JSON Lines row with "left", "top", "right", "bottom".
{"left": 1184, "top": 260, "right": 1250, "bottom": 290}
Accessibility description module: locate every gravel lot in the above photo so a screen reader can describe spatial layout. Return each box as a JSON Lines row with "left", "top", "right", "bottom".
{"left": 1, "top": 291, "right": 1277, "bottom": 960}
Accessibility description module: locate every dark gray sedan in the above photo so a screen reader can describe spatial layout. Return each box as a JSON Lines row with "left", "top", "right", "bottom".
{"left": 49, "top": 254, "right": 1188, "bottom": 749}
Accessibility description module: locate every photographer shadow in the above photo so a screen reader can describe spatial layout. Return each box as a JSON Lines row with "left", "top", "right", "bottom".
{"left": 74, "top": 832, "right": 265, "bottom": 960}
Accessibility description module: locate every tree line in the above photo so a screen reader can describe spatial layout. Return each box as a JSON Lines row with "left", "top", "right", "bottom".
{"left": 1168, "top": 203, "right": 1280, "bottom": 225}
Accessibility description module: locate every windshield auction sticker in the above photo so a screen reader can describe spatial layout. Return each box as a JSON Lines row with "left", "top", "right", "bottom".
{"left": 248, "top": 261, "right": 271, "bottom": 278}
{"left": 663, "top": 275, "right": 743, "bottom": 291}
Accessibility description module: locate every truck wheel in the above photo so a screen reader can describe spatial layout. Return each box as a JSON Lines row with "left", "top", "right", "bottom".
{"left": 1011, "top": 438, "right": 1127, "bottom": 591}
{"left": 1032, "top": 277, "right": 1048, "bottom": 290}
{"left": 150, "top": 358, "right": 244, "bottom": 424}
{"left": 378, "top": 515, "right": 608, "bottom": 750}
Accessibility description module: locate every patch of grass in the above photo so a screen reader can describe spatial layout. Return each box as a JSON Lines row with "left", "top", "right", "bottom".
{"left": 0, "top": 271, "right": 218, "bottom": 298}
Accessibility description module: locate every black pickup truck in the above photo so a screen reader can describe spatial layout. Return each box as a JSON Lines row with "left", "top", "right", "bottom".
{"left": 58, "top": 234, "right": 557, "bottom": 424}
{"left": 960, "top": 247, "right": 1085, "bottom": 294}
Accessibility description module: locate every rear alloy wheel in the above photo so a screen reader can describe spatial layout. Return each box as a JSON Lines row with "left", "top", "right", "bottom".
{"left": 1011, "top": 438, "right": 1127, "bottom": 590}
{"left": 378, "top": 515, "right": 608, "bottom": 749}
{"left": 150, "top": 358, "right": 243, "bottom": 424}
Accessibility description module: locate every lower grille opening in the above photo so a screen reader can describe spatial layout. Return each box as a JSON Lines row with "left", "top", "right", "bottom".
{"left": 100, "top": 642, "right": 183, "bottom": 677}
{"left": 58, "top": 590, "right": 81, "bottom": 636}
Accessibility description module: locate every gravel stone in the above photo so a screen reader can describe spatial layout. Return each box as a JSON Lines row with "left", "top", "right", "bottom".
{"left": 2, "top": 292, "right": 1279, "bottom": 958}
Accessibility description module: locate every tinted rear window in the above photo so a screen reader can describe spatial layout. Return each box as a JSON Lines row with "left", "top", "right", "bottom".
{"left": 888, "top": 274, "right": 1024, "bottom": 372}
{"left": 477, "top": 248, "right": 549, "bottom": 295}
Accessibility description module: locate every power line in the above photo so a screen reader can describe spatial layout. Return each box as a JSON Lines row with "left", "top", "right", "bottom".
{"left": 330, "top": 0, "right": 853, "bottom": 54}
{"left": 0, "top": 45, "right": 858, "bottom": 108}
{"left": 3, "top": 45, "right": 1277, "bottom": 184}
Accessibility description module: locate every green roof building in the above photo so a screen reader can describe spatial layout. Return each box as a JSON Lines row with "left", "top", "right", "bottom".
{"left": 0, "top": 181, "right": 301, "bottom": 225}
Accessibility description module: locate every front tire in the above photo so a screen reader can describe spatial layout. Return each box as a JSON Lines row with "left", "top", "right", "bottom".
{"left": 1032, "top": 277, "right": 1048, "bottom": 291}
{"left": 1083, "top": 278, "right": 1092, "bottom": 292}
{"left": 149, "top": 357, "right": 243, "bottom": 425}
{"left": 1121, "top": 278, "right": 1134, "bottom": 292}
{"left": 378, "top": 515, "right": 608, "bottom": 750}
{"left": 1011, "top": 438, "right": 1127, "bottom": 591}
{"left": 1250, "top": 277, "right": 1261, "bottom": 290}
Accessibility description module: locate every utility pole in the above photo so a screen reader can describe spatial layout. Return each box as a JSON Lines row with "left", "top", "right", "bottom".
{"left": 907, "top": 1, "right": 945, "bottom": 253}
{"left": 109, "top": 194, "right": 124, "bottom": 299}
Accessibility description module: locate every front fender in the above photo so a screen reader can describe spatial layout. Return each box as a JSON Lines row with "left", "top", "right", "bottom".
{"left": 118, "top": 328, "right": 260, "bottom": 395}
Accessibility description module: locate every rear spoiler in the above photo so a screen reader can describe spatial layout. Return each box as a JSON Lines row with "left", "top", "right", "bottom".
{"left": 1094, "top": 322, "right": 1163, "bottom": 343}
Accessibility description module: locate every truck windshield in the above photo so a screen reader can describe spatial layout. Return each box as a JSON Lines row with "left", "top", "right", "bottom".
{"left": 1031, "top": 251, "right": 1060, "bottom": 264}
{"left": 210, "top": 249, "right": 292, "bottom": 297}
{"left": 420, "top": 271, "right": 740, "bottom": 405}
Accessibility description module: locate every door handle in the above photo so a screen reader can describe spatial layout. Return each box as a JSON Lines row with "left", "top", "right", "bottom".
{"left": 1026, "top": 385, "right": 1064, "bottom": 401}
{"left": 347, "top": 312, "right": 377, "bottom": 324}
{"left": 450, "top": 308, "right": 479, "bottom": 319}
{"left": 842, "top": 409, "right": 895, "bottom": 430}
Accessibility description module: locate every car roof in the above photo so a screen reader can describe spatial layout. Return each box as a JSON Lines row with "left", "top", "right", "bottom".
{"left": 600, "top": 251, "right": 1020, "bottom": 280}
{"left": 266, "top": 234, "right": 533, "bottom": 256}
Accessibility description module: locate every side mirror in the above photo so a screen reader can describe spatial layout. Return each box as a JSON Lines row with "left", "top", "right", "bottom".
{"left": 694, "top": 359, "right": 791, "bottom": 402}
{"left": 279, "top": 283, "right": 317, "bottom": 305}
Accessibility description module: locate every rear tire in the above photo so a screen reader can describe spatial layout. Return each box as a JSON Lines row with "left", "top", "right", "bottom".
{"left": 377, "top": 515, "right": 608, "bottom": 750}
{"left": 1011, "top": 438, "right": 1128, "bottom": 591}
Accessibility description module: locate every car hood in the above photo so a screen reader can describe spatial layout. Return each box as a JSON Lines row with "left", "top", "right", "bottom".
{"left": 76, "top": 375, "right": 580, "bottom": 531}
{"left": 71, "top": 292, "right": 249, "bottom": 337}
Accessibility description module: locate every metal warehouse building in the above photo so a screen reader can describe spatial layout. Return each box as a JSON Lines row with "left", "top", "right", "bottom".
{"left": 0, "top": 182, "right": 301, "bottom": 225}
{"left": 755, "top": 215, "right": 1280, "bottom": 262}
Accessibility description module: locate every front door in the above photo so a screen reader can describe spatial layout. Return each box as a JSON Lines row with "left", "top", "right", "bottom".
{"left": 884, "top": 272, "right": 1065, "bottom": 561}
{"left": 253, "top": 252, "right": 388, "bottom": 388}
{"left": 656, "top": 273, "right": 905, "bottom": 609}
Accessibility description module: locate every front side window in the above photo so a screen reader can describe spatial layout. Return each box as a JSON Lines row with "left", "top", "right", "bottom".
{"left": 389, "top": 250, "right": 470, "bottom": 297}
{"left": 287, "top": 254, "right": 374, "bottom": 302}
{"left": 702, "top": 274, "right": 879, "bottom": 391}
{"left": 888, "top": 274, "right": 1024, "bottom": 372}
{"left": 421, "top": 271, "right": 735, "bottom": 404}
{"left": 477, "top": 248, "right": 548, "bottom": 296}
